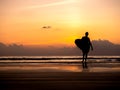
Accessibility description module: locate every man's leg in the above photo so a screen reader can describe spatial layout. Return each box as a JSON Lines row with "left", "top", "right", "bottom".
{"left": 82, "top": 53, "right": 85, "bottom": 62}
{"left": 85, "top": 53, "right": 88, "bottom": 62}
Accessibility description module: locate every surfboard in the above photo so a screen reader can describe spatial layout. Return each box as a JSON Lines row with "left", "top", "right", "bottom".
{"left": 75, "top": 39, "right": 83, "bottom": 50}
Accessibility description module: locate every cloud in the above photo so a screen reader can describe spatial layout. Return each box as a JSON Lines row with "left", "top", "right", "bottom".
{"left": 42, "top": 26, "right": 51, "bottom": 29}
{"left": 0, "top": 40, "right": 120, "bottom": 56}
{"left": 25, "top": 0, "right": 78, "bottom": 9}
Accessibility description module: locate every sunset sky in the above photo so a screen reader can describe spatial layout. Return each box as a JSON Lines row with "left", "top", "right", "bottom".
{"left": 0, "top": 0, "right": 120, "bottom": 46}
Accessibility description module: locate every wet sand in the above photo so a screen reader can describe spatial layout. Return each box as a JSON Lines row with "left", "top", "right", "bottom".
{"left": 0, "top": 70, "right": 120, "bottom": 90}
{"left": 0, "top": 60, "right": 120, "bottom": 90}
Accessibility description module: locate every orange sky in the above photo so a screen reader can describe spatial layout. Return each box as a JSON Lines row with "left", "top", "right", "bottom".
{"left": 0, "top": 0, "right": 120, "bottom": 46}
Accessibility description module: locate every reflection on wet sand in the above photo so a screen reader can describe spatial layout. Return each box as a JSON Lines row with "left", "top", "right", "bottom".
{"left": 0, "top": 60, "right": 120, "bottom": 72}
{"left": 0, "top": 63, "right": 82, "bottom": 72}
{"left": 82, "top": 61, "right": 88, "bottom": 69}
{"left": 0, "top": 61, "right": 120, "bottom": 90}
{"left": 82, "top": 61, "right": 89, "bottom": 72}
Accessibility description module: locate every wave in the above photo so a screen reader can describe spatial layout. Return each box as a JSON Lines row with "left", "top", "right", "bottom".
{"left": 0, "top": 56, "right": 120, "bottom": 64}
{"left": 0, "top": 56, "right": 120, "bottom": 60}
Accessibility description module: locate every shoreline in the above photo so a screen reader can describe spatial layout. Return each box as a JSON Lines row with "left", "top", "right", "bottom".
{"left": 0, "top": 57, "right": 120, "bottom": 60}
{"left": 0, "top": 57, "right": 120, "bottom": 90}
{"left": 0, "top": 62, "right": 120, "bottom": 73}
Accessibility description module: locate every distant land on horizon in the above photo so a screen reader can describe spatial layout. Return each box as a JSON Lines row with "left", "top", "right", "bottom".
{"left": 0, "top": 39, "right": 120, "bottom": 56}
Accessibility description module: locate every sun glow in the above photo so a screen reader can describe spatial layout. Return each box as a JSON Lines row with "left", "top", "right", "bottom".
{"left": 67, "top": 18, "right": 81, "bottom": 27}
{"left": 64, "top": 7, "right": 81, "bottom": 28}
{"left": 1, "top": 0, "right": 120, "bottom": 45}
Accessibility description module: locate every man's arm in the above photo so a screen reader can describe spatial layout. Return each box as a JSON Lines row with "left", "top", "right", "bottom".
{"left": 89, "top": 38, "right": 93, "bottom": 50}
{"left": 90, "top": 42, "right": 93, "bottom": 50}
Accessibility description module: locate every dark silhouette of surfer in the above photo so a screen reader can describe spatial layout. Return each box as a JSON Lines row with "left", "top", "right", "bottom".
{"left": 82, "top": 61, "right": 89, "bottom": 72}
{"left": 82, "top": 61, "right": 88, "bottom": 69}
{"left": 75, "top": 32, "right": 93, "bottom": 62}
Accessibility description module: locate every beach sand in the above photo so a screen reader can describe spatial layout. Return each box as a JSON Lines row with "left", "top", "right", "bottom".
{"left": 0, "top": 68, "right": 120, "bottom": 90}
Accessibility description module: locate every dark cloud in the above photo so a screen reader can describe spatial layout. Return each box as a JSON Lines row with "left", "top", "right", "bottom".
{"left": 0, "top": 40, "right": 120, "bottom": 56}
{"left": 42, "top": 26, "right": 51, "bottom": 29}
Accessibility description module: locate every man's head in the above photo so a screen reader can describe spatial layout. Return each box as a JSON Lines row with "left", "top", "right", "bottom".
{"left": 85, "top": 32, "right": 89, "bottom": 36}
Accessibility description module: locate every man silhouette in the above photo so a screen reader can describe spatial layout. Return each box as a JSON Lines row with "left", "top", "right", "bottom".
{"left": 81, "top": 32, "right": 93, "bottom": 62}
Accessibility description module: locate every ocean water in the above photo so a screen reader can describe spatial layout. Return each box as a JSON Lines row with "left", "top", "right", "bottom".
{"left": 0, "top": 56, "right": 120, "bottom": 72}
{"left": 0, "top": 56, "right": 120, "bottom": 63}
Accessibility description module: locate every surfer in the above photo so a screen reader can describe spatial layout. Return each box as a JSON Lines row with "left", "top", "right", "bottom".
{"left": 81, "top": 32, "right": 93, "bottom": 62}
